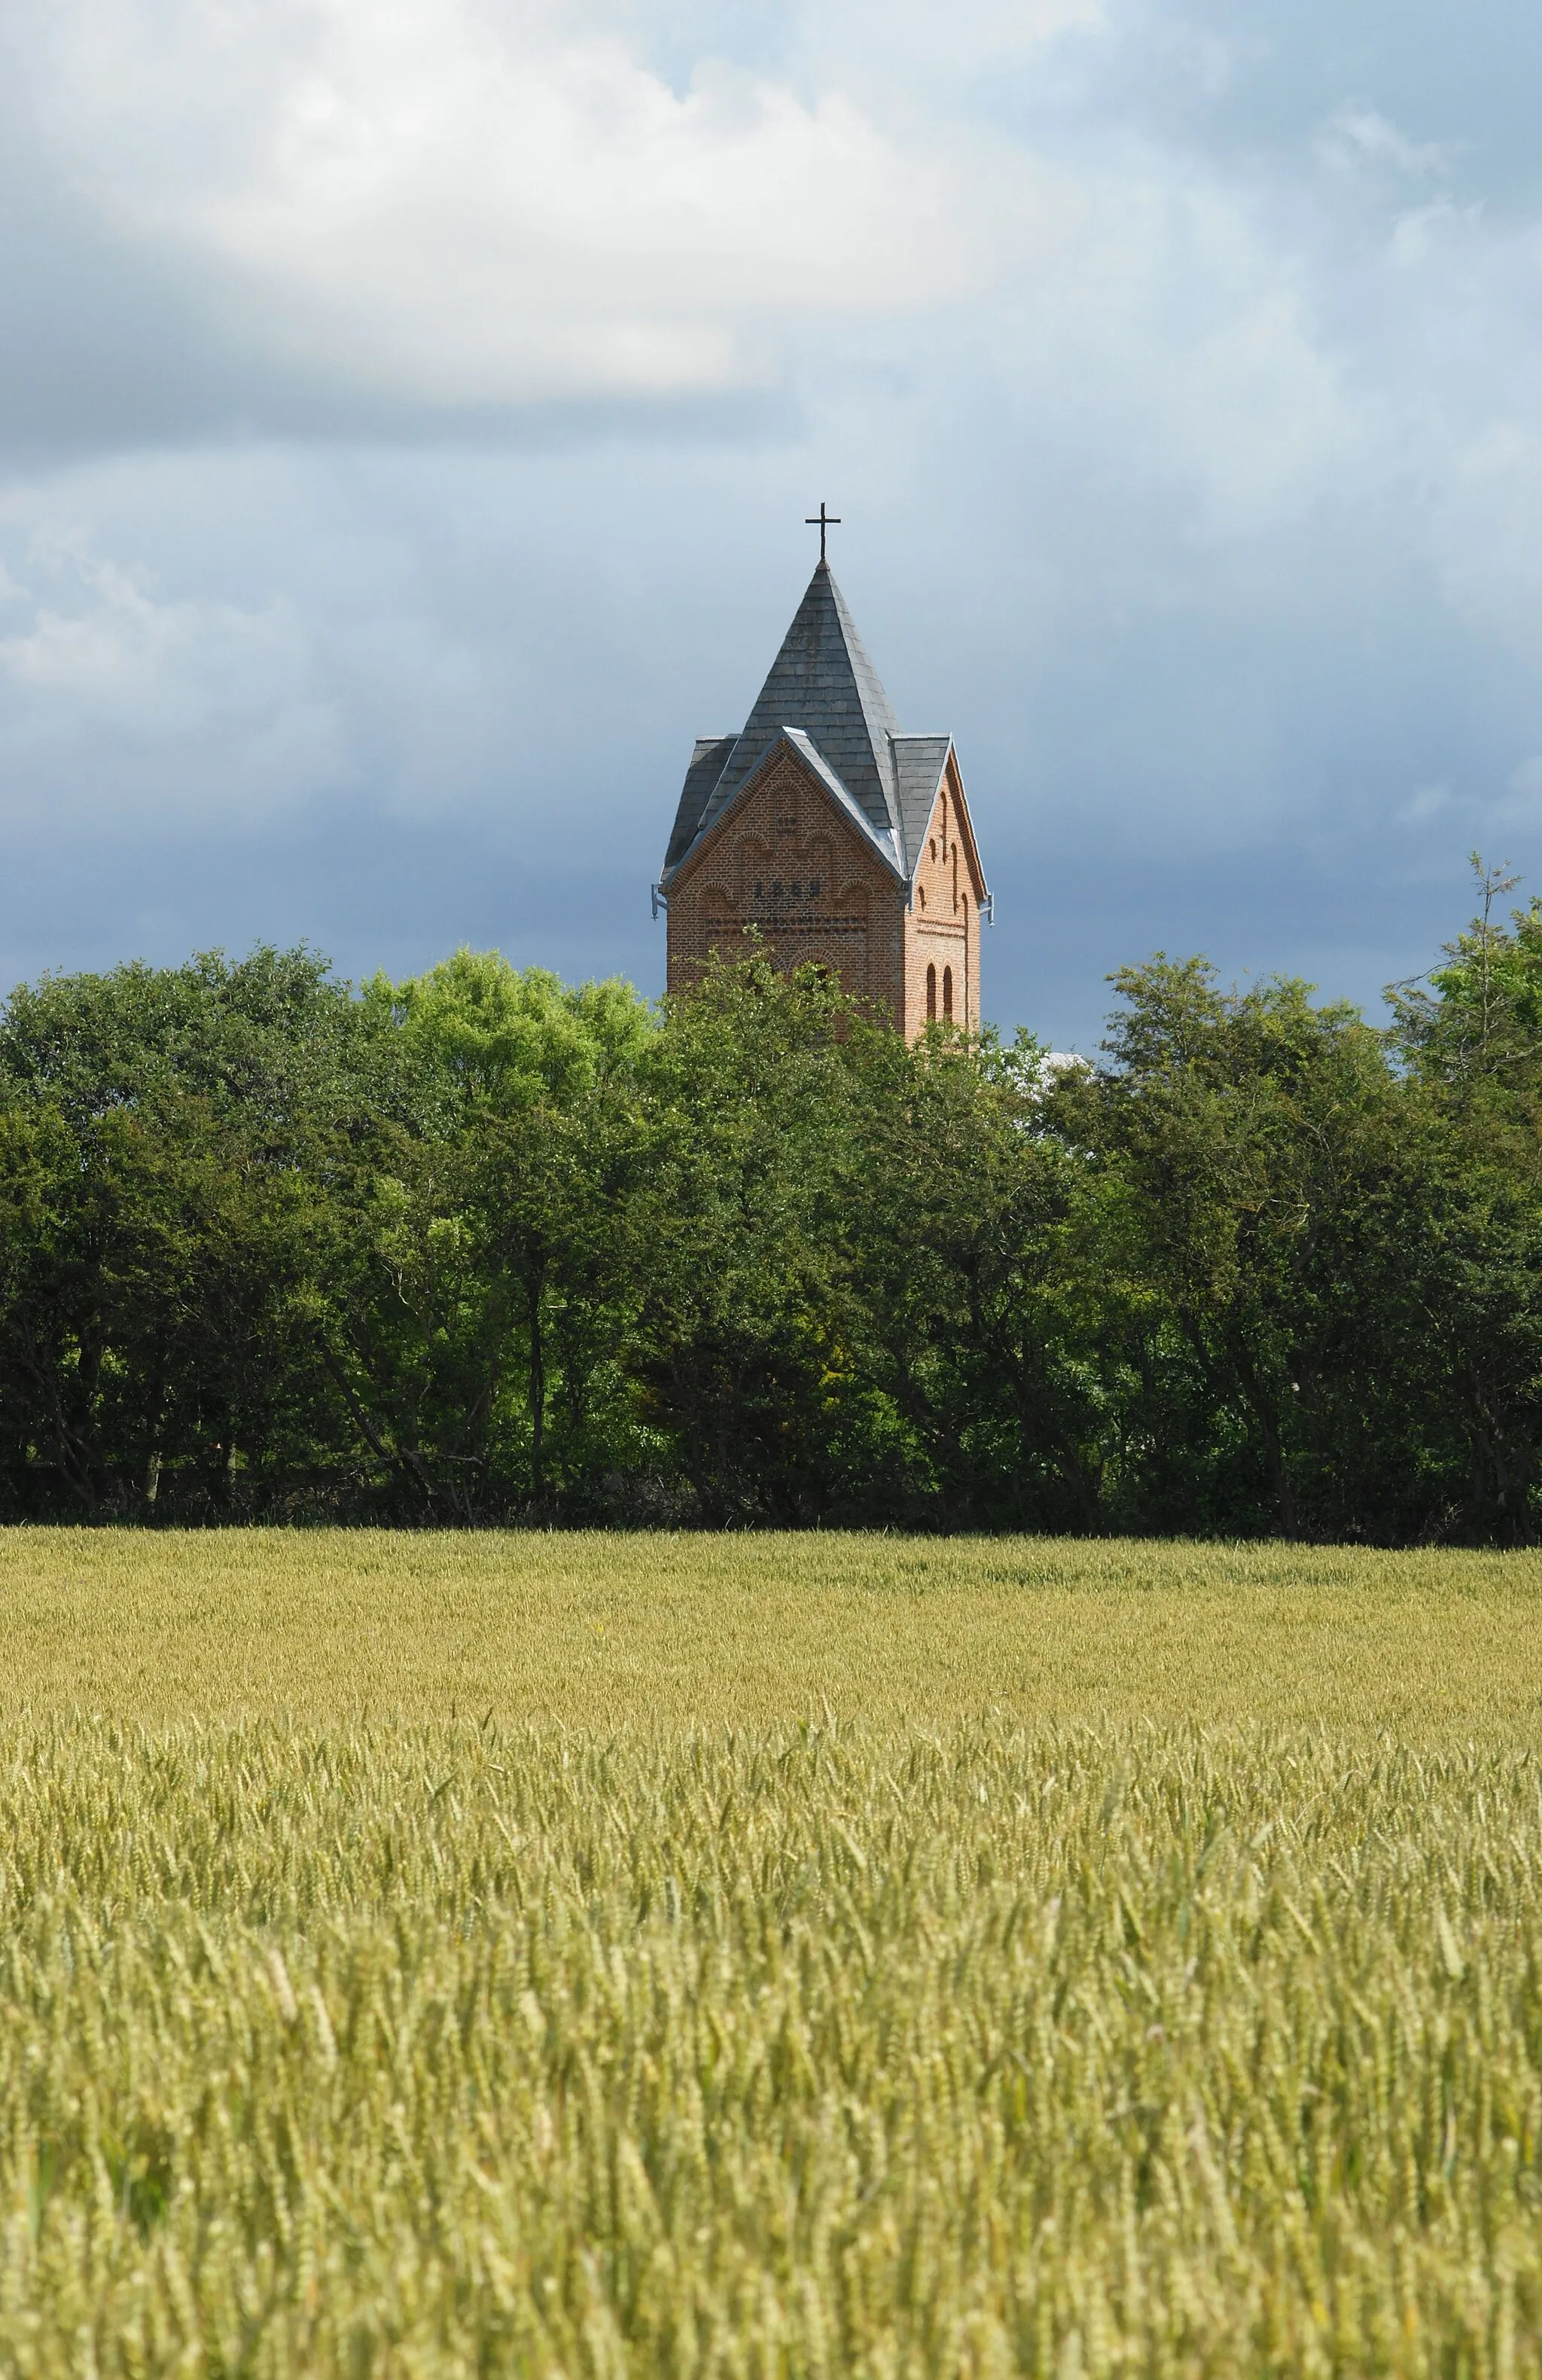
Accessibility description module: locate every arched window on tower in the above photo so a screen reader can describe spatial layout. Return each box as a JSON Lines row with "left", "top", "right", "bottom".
{"left": 943, "top": 966, "right": 954, "bottom": 1022}
{"left": 926, "top": 962, "right": 937, "bottom": 1022}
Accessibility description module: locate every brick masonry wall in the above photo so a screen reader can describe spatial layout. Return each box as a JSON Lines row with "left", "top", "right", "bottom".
{"left": 901, "top": 754, "right": 984, "bottom": 1038}
{"left": 666, "top": 748, "right": 908, "bottom": 1025}
{"left": 666, "top": 745, "right": 986, "bottom": 1040}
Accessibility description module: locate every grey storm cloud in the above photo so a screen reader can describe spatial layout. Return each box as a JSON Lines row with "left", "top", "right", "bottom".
{"left": 1, "top": 0, "right": 1540, "bottom": 1047}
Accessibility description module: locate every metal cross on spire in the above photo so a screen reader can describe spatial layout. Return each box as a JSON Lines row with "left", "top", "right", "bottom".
{"left": 805, "top": 502, "right": 841, "bottom": 564}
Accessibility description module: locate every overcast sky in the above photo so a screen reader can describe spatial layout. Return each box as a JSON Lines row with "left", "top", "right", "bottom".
{"left": 2, "top": 0, "right": 1540, "bottom": 1047}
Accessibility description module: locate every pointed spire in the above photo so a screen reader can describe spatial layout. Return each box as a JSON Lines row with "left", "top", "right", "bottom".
{"left": 683, "top": 562, "right": 902, "bottom": 858}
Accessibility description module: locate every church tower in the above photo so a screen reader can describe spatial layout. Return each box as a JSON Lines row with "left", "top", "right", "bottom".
{"left": 656, "top": 541, "right": 989, "bottom": 1038}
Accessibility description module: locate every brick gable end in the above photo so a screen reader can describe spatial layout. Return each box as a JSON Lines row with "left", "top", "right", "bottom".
{"left": 666, "top": 743, "right": 984, "bottom": 1038}
{"left": 666, "top": 745, "right": 907, "bottom": 1022}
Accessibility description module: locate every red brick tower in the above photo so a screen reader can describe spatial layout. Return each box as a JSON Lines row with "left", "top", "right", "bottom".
{"left": 655, "top": 553, "right": 989, "bottom": 1038}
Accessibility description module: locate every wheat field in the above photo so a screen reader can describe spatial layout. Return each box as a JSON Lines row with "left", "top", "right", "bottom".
{"left": 4, "top": 1525, "right": 1542, "bottom": 1734}
{"left": 4, "top": 1531, "right": 1542, "bottom": 2375}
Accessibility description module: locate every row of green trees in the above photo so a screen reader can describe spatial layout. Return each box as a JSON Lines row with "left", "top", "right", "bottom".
{"left": 2, "top": 867, "right": 1540, "bottom": 1538}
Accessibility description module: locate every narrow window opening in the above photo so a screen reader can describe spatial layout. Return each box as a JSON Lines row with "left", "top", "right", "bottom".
{"left": 926, "top": 963, "right": 937, "bottom": 1022}
{"left": 943, "top": 966, "right": 954, "bottom": 1022}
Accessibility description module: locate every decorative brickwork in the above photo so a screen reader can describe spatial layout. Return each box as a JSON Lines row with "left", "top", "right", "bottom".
{"left": 659, "top": 560, "right": 989, "bottom": 1040}
{"left": 666, "top": 740, "right": 986, "bottom": 1038}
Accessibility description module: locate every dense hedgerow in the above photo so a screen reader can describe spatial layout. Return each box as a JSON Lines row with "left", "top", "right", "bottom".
{"left": 5, "top": 867, "right": 1542, "bottom": 1538}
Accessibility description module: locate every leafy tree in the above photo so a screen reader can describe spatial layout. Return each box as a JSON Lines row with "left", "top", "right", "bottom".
{"left": 628, "top": 952, "right": 880, "bottom": 1521}
{"left": 843, "top": 1028, "right": 1127, "bottom": 1528}
{"left": 327, "top": 953, "right": 655, "bottom": 1515}
{"left": 1047, "top": 959, "right": 1431, "bottom": 1537}
{"left": 1385, "top": 861, "right": 1542, "bottom": 1539}
{"left": 0, "top": 948, "right": 364, "bottom": 1514}
{"left": 1390, "top": 856, "right": 1542, "bottom": 1100}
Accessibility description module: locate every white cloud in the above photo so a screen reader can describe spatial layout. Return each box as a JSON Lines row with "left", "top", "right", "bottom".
{"left": 1318, "top": 106, "right": 1458, "bottom": 183}
{"left": 34, "top": 0, "right": 987, "bottom": 403}
{"left": 1388, "top": 199, "right": 1484, "bottom": 270}
{"left": 972, "top": 151, "right": 1365, "bottom": 544}
{"left": 0, "top": 523, "right": 349, "bottom": 824}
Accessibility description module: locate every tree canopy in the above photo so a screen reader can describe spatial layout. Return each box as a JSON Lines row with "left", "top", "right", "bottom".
{"left": 3, "top": 880, "right": 1540, "bottom": 1540}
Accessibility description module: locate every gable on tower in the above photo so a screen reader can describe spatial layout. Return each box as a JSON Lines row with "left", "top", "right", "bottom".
{"left": 658, "top": 547, "right": 990, "bottom": 1038}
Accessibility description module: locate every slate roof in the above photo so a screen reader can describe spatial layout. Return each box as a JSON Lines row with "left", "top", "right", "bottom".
{"left": 890, "top": 736, "right": 953, "bottom": 874}
{"left": 661, "top": 561, "right": 952, "bottom": 887}
{"left": 663, "top": 736, "right": 736, "bottom": 875}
